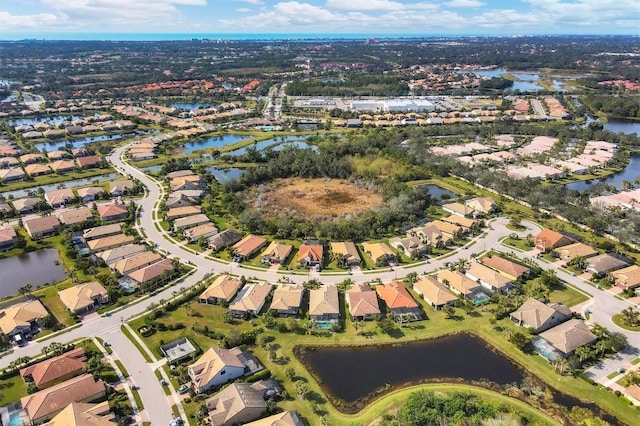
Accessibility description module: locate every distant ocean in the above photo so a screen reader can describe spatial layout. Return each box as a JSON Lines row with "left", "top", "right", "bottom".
{"left": 0, "top": 32, "right": 473, "bottom": 42}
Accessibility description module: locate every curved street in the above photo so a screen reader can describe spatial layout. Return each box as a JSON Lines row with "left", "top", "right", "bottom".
{"left": 0, "top": 140, "right": 638, "bottom": 424}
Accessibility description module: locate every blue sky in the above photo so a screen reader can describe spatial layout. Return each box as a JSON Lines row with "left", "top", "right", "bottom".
{"left": 0, "top": 0, "right": 638, "bottom": 38}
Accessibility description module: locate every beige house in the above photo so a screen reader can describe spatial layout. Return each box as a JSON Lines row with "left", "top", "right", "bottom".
{"left": 510, "top": 297, "right": 572, "bottom": 333}
{"left": 437, "top": 269, "right": 481, "bottom": 299}
{"left": 260, "top": 241, "right": 293, "bottom": 265}
{"left": 204, "top": 380, "right": 281, "bottom": 425}
{"left": 58, "top": 282, "right": 109, "bottom": 313}
{"left": 173, "top": 214, "right": 210, "bottom": 231}
{"left": 0, "top": 300, "right": 48, "bottom": 339}
{"left": 362, "top": 242, "right": 396, "bottom": 266}
{"left": 465, "top": 197, "right": 497, "bottom": 215}
{"left": 329, "top": 242, "right": 361, "bottom": 267}
{"left": 229, "top": 282, "right": 273, "bottom": 317}
{"left": 555, "top": 242, "right": 598, "bottom": 261}
{"left": 537, "top": 319, "right": 597, "bottom": 358}
{"left": 183, "top": 223, "right": 218, "bottom": 242}
{"left": 87, "top": 234, "right": 134, "bottom": 253}
{"left": 199, "top": 275, "right": 243, "bottom": 305}
{"left": 96, "top": 244, "right": 146, "bottom": 265}
{"left": 442, "top": 202, "right": 477, "bottom": 217}
{"left": 413, "top": 276, "right": 457, "bottom": 310}
{"left": 188, "top": 347, "right": 248, "bottom": 393}
{"left": 112, "top": 251, "right": 162, "bottom": 276}
{"left": 243, "top": 411, "right": 304, "bottom": 426}
{"left": 269, "top": 284, "right": 305, "bottom": 316}
{"left": 309, "top": 284, "right": 340, "bottom": 324}
{"left": 23, "top": 216, "right": 60, "bottom": 239}
{"left": 45, "top": 188, "right": 74, "bottom": 208}
{"left": 127, "top": 259, "right": 174, "bottom": 284}
{"left": 43, "top": 401, "right": 114, "bottom": 426}
{"left": 82, "top": 223, "right": 121, "bottom": 241}
{"left": 345, "top": 283, "right": 381, "bottom": 321}
{"left": 480, "top": 255, "right": 530, "bottom": 281}
{"left": 465, "top": 262, "right": 512, "bottom": 293}
{"left": 611, "top": 265, "right": 640, "bottom": 290}
{"left": 58, "top": 207, "right": 93, "bottom": 226}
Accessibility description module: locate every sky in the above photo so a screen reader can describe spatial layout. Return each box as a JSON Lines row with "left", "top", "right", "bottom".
{"left": 0, "top": 0, "right": 638, "bottom": 39}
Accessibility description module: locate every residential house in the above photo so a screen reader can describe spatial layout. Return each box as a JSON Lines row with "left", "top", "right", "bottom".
{"left": 309, "top": 284, "right": 340, "bottom": 324}
{"left": 188, "top": 346, "right": 253, "bottom": 393}
{"left": 329, "top": 242, "right": 361, "bottom": 267}
{"left": 411, "top": 224, "right": 452, "bottom": 248}
{"left": 127, "top": 259, "right": 174, "bottom": 285}
{"left": 82, "top": 223, "right": 121, "bottom": 241}
{"left": 20, "top": 374, "right": 106, "bottom": 424}
{"left": 0, "top": 167, "right": 26, "bottom": 183}
{"left": 586, "top": 253, "right": 629, "bottom": 275}
{"left": 204, "top": 380, "right": 281, "bottom": 426}
{"left": 298, "top": 241, "right": 324, "bottom": 268}
{"left": 173, "top": 214, "right": 210, "bottom": 232}
{"left": 345, "top": 283, "right": 381, "bottom": 321}
{"left": 58, "top": 282, "right": 109, "bottom": 313}
{"left": 19, "top": 153, "right": 44, "bottom": 164}
{"left": 12, "top": 197, "right": 40, "bottom": 214}
{"left": 260, "top": 241, "right": 293, "bottom": 265}
{"left": 465, "top": 197, "right": 497, "bottom": 215}
{"left": 46, "top": 150, "right": 70, "bottom": 161}
{"left": 95, "top": 244, "right": 146, "bottom": 265}
{"left": 88, "top": 234, "right": 134, "bottom": 253}
{"left": 165, "top": 206, "right": 202, "bottom": 220}
{"left": 0, "top": 224, "right": 17, "bottom": 250}
{"left": 555, "top": 242, "right": 598, "bottom": 262}
{"left": 0, "top": 202, "right": 12, "bottom": 218}
{"left": 50, "top": 160, "right": 76, "bottom": 174}
{"left": 58, "top": 207, "right": 93, "bottom": 226}
{"left": 0, "top": 300, "right": 48, "bottom": 340}
{"left": 232, "top": 234, "right": 268, "bottom": 261}
{"left": 76, "top": 187, "right": 104, "bottom": 203}
{"left": 165, "top": 192, "right": 197, "bottom": 209}
{"left": 23, "top": 216, "right": 60, "bottom": 239}
{"left": 389, "top": 236, "right": 427, "bottom": 259}
{"left": 45, "top": 188, "right": 75, "bottom": 208}
{"left": 376, "top": 281, "right": 423, "bottom": 321}
{"left": 97, "top": 203, "right": 129, "bottom": 222}
{"left": 0, "top": 157, "right": 19, "bottom": 168}
{"left": 441, "top": 215, "right": 477, "bottom": 231}
{"left": 208, "top": 229, "right": 243, "bottom": 252}
{"left": 112, "top": 251, "right": 162, "bottom": 276}
{"left": 269, "top": 284, "right": 305, "bottom": 316}
{"left": 20, "top": 348, "right": 87, "bottom": 390}
{"left": 442, "top": 202, "right": 478, "bottom": 218}
{"left": 510, "top": 297, "right": 573, "bottom": 333}
{"left": 362, "top": 242, "right": 396, "bottom": 266}
{"left": 199, "top": 275, "right": 243, "bottom": 305}
{"left": 183, "top": 223, "right": 218, "bottom": 242}
{"left": 166, "top": 169, "right": 195, "bottom": 180}
{"left": 480, "top": 255, "right": 530, "bottom": 281}
{"left": 430, "top": 220, "right": 465, "bottom": 239}
{"left": 611, "top": 265, "right": 640, "bottom": 290}
{"left": 71, "top": 147, "right": 90, "bottom": 157}
{"left": 530, "top": 229, "right": 574, "bottom": 252}
{"left": 536, "top": 319, "right": 597, "bottom": 359}
{"left": 413, "top": 276, "right": 457, "bottom": 310}
{"left": 43, "top": 401, "right": 114, "bottom": 426}
{"left": 229, "top": 282, "right": 273, "bottom": 317}
{"left": 75, "top": 155, "right": 101, "bottom": 169}
{"left": 25, "top": 163, "right": 52, "bottom": 177}
{"left": 170, "top": 175, "right": 201, "bottom": 192}
{"left": 243, "top": 411, "right": 304, "bottom": 426}
{"left": 465, "top": 262, "right": 512, "bottom": 293}
{"left": 108, "top": 179, "right": 134, "bottom": 197}
{"left": 437, "top": 269, "right": 482, "bottom": 299}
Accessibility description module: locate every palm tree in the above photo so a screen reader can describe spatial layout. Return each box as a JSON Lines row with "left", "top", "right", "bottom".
{"left": 18, "top": 283, "right": 32, "bottom": 300}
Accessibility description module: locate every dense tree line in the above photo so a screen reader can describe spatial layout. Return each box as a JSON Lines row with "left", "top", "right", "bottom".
{"left": 285, "top": 75, "right": 409, "bottom": 97}
{"left": 583, "top": 95, "right": 640, "bottom": 119}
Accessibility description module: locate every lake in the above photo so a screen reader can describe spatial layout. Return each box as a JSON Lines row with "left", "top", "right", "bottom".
{"left": 228, "top": 135, "right": 310, "bottom": 155}
{"left": 604, "top": 119, "right": 640, "bottom": 135}
{"left": 298, "top": 334, "right": 523, "bottom": 406}
{"left": 421, "top": 184, "right": 457, "bottom": 200}
{"left": 206, "top": 167, "right": 244, "bottom": 183}
{"left": 35, "top": 133, "right": 125, "bottom": 151}
{"left": 0, "top": 249, "right": 67, "bottom": 298}
{"left": 9, "top": 115, "right": 83, "bottom": 127}
{"left": 182, "top": 134, "right": 252, "bottom": 154}
{"left": 170, "top": 103, "right": 214, "bottom": 111}
{"left": 567, "top": 153, "right": 640, "bottom": 192}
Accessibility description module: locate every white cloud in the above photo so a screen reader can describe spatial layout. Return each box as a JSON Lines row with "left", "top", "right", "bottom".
{"left": 447, "top": 0, "right": 485, "bottom": 7}
{"left": 0, "top": 11, "right": 65, "bottom": 30}
{"left": 236, "top": 7, "right": 252, "bottom": 12}
{"left": 325, "top": 0, "right": 404, "bottom": 11}
{"left": 234, "top": 0, "right": 263, "bottom": 4}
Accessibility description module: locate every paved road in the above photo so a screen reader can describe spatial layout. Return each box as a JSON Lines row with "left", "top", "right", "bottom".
{"left": 3, "top": 140, "right": 640, "bottom": 423}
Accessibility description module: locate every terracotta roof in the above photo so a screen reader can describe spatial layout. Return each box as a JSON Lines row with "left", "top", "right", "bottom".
{"left": 531, "top": 229, "right": 574, "bottom": 250}
{"left": 166, "top": 205, "right": 202, "bottom": 219}
{"left": 375, "top": 281, "right": 419, "bottom": 309}
{"left": 413, "top": 276, "right": 457, "bottom": 306}
{"left": 297, "top": 243, "right": 324, "bottom": 263}
{"left": 96, "top": 203, "right": 128, "bottom": 220}
{"left": 21, "top": 374, "right": 106, "bottom": 424}
{"left": 58, "top": 207, "right": 92, "bottom": 225}
{"left": 345, "top": 283, "right": 381, "bottom": 317}
{"left": 45, "top": 188, "right": 74, "bottom": 206}
{"left": 50, "top": 160, "right": 76, "bottom": 172}
{"left": 200, "top": 275, "right": 243, "bottom": 302}
{"left": 75, "top": 156, "right": 100, "bottom": 168}
{"left": 20, "top": 348, "right": 86, "bottom": 388}
{"left": 76, "top": 186, "right": 104, "bottom": 199}
{"left": 309, "top": 284, "right": 340, "bottom": 316}
{"left": 233, "top": 234, "right": 268, "bottom": 258}
{"left": 128, "top": 258, "right": 174, "bottom": 283}
{"left": 0, "top": 300, "right": 48, "bottom": 335}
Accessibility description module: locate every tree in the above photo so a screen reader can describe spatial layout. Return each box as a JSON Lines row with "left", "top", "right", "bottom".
{"left": 294, "top": 381, "right": 311, "bottom": 399}
{"left": 606, "top": 332, "right": 628, "bottom": 353}
{"left": 443, "top": 304, "right": 456, "bottom": 319}
{"left": 574, "top": 345, "right": 593, "bottom": 364}
{"left": 377, "top": 317, "right": 396, "bottom": 335}
{"left": 510, "top": 332, "right": 530, "bottom": 352}
{"left": 285, "top": 367, "right": 296, "bottom": 380}
{"left": 620, "top": 307, "right": 640, "bottom": 327}
{"left": 18, "top": 283, "right": 32, "bottom": 300}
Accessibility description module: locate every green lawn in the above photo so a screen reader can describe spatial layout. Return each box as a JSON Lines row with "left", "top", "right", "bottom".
{"left": 0, "top": 372, "right": 27, "bottom": 406}
{"left": 612, "top": 314, "right": 640, "bottom": 332}
{"left": 126, "top": 286, "right": 639, "bottom": 426}
{"left": 502, "top": 237, "right": 534, "bottom": 252}
{"left": 548, "top": 284, "right": 589, "bottom": 308}
{"left": 115, "top": 360, "right": 130, "bottom": 377}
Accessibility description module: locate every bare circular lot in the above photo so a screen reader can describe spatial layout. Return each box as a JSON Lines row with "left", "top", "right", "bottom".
{"left": 252, "top": 178, "right": 384, "bottom": 220}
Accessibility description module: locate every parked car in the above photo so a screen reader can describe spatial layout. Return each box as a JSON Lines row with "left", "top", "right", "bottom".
{"left": 178, "top": 384, "right": 190, "bottom": 394}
